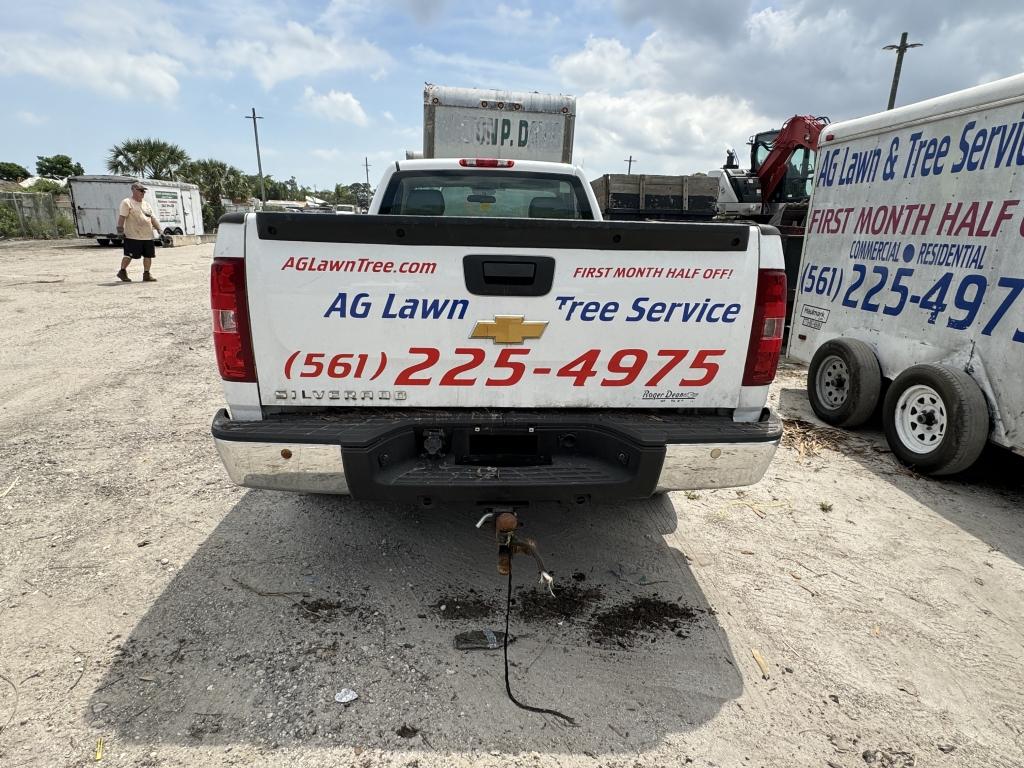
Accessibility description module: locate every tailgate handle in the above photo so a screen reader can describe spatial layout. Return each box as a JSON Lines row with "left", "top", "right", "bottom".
{"left": 463, "top": 254, "right": 555, "bottom": 297}
{"left": 483, "top": 261, "right": 535, "bottom": 283}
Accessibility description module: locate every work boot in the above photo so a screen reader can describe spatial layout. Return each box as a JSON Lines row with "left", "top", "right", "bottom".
{"left": 143, "top": 272, "right": 157, "bottom": 282}
{"left": 116, "top": 269, "right": 131, "bottom": 282}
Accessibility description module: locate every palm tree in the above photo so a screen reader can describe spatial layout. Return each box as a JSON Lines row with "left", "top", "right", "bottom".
{"left": 181, "top": 158, "right": 253, "bottom": 230}
{"left": 107, "top": 138, "right": 190, "bottom": 180}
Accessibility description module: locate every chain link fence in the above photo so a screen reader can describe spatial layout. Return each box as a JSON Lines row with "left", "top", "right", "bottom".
{"left": 0, "top": 192, "right": 75, "bottom": 239}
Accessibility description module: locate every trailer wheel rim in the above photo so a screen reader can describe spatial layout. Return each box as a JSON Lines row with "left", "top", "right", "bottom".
{"left": 815, "top": 355, "right": 850, "bottom": 410}
{"left": 894, "top": 384, "right": 947, "bottom": 454}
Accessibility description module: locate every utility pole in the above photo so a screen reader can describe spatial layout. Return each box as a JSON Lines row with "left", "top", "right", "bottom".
{"left": 624, "top": 155, "right": 637, "bottom": 175}
{"left": 245, "top": 107, "right": 267, "bottom": 203}
{"left": 363, "top": 157, "right": 371, "bottom": 188}
{"left": 883, "top": 32, "right": 923, "bottom": 110}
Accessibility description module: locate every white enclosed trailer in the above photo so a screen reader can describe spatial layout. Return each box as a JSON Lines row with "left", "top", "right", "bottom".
{"left": 422, "top": 84, "right": 576, "bottom": 163}
{"left": 68, "top": 175, "right": 204, "bottom": 245}
{"left": 790, "top": 73, "right": 1024, "bottom": 474}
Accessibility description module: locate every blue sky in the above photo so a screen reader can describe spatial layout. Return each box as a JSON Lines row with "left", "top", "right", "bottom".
{"left": 2, "top": 0, "right": 1023, "bottom": 189}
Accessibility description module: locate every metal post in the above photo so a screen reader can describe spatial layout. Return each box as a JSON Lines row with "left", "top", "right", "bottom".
{"left": 245, "top": 107, "right": 267, "bottom": 203}
{"left": 884, "top": 32, "right": 923, "bottom": 110}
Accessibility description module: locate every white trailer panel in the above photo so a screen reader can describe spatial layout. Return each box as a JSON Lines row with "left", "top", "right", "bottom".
{"left": 790, "top": 72, "right": 1024, "bottom": 460}
{"left": 68, "top": 176, "right": 204, "bottom": 242}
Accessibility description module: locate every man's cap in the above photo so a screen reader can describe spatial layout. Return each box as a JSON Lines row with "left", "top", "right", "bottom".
{"left": 131, "top": 181, "right": 148, "bottom": 191}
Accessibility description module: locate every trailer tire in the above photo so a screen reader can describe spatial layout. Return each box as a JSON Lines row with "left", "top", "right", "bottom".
{"left": 96, "top": 238, "right": 110, "bottom": 246}
{"left": 807, "top": 338, "right": 881, "bottom": 427}
{"left": 882, "top": 364, "right": 989, "bottom": 476}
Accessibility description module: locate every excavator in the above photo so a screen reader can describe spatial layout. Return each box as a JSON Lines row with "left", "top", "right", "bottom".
{"left": 712, "top": 114, "right": 830, "bottom": 334}
{"left": 713, "top": 114, "right": 829, "bottom": 225}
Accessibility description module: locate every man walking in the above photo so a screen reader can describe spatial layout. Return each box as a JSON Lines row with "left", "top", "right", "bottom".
{"left": 116, "top": 181, "right": 162, "bottom": 282}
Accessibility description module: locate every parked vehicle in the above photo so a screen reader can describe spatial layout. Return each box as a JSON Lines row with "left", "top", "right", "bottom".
{"left": 590, "top": 174, "right": 718, "bottom": 222}
{"left": 420, "top": 84, "right": 576, "bottom": 163}
{"left": 712, "top": 116, "right": 830, "bottom": 334}
{"left": 790, "top": 73, "right": 1024, "bottom": 474}
{"left": 67, "top": 175, "right": 203, "bottom": 246}
{"left": 208, "top": 156, "right": 786, "bottom": 502}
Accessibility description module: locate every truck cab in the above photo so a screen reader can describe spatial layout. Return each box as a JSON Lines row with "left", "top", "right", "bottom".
{"left": 369, "top": 158, "right": 601, "bottom": 221}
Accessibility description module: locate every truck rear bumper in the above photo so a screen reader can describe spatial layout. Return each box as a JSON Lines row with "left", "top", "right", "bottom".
{"left": 212, "top": 408, "right": 781, "bottom": 502}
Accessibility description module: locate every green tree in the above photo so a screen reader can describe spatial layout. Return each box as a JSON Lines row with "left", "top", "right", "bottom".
{"left": 107, "top": 138, "right": 190, "bottom": 180}
{"left": 36, "top": 154, "right": 84, "bottom": 179}
{"left": 22, "top": 179, "right": 64, "bottom": 194}
{"left": 0, "top": 162, "right": 31, "bottom": 182}
{"left": 181, "top": 159, "right": 252, "bottom": 230}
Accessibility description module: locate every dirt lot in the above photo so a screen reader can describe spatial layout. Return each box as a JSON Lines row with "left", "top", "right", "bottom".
{"left": 1, "top": 238, "right": 1022, "bottom": 768}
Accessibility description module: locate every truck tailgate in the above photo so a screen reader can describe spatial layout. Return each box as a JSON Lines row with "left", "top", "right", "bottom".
{"left": 244, "top": 214, "right": 759, "bottom": 409}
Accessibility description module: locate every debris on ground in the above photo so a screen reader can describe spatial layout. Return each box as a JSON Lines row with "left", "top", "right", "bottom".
{"left": 861, "top": 748, "right": 917, "bottom": 767}
{"left": 454, "top": 629, "right": 508, "bottom": 650}
{"left": 395, "top": 724, "right": 419, "bottom": 738}
{"left": 295, "top": 598, "right": 354, "bottom": 622}
{"left": 517, "top": 582, "right": 603, "bottom": 621}
{"left": 590, "top": 596, "right": 701, "bottom": 645}
{"left": 334, "top": 688, "right": 358, "bottom": 705}
{"left": 751, "top": 648, "right": 771, "bottom": 679}
{"left": 431, "top": 592, "right": 496, "bottom": 620}
{"left": 782, "top": 418, "right": 863, "bottom": 459}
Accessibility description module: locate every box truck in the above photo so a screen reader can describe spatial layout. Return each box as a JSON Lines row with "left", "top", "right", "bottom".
{"left": 68, "top": 175, "right": 204, "bottom": 246}
{"left": 790, "top": 73, "right": 1024, "bottom": 474}
{"left": 421, "top": 84, "right": 576, "bottom": 163}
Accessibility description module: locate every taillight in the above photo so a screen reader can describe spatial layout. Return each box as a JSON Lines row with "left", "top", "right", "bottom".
{"left": 742, "top": 269, "right": 787, "bottom": 386}
{"left": 459, "top": 158, "right": 515, "bottom": 168}
{"left": 211, "top": 257, "right": 257, "bottom": 382}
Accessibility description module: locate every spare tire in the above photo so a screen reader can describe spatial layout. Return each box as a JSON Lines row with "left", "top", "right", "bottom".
{"left": 807, "top": 338, "right": 881, "bottom": 427}
{"left": 882, "top": 364, "right": 989, "bottom": 475}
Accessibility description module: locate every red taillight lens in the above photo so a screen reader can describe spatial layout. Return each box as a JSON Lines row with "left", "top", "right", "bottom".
{"left": 458, "top": 158, "right": 514, "bottom": 168}
{"left": 211, "top": 257, "right": 257, "bottom": 382}
{"left": 742, "top": 269, "right": 787, "bottom": 386}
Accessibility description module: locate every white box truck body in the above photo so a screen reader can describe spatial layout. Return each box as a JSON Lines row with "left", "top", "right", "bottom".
{"left": 422, "top": 84, "right": 576, "bottom": 163}
{"left": 68, "top": 175, "right": 204, "bottom": 245}
{"left": 790, "top": 73, "right": 1024, "bottom": 473}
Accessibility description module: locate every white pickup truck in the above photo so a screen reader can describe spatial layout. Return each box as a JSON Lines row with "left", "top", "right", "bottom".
{"left": 209, "top": 158, "right": 786, "bottom": 503}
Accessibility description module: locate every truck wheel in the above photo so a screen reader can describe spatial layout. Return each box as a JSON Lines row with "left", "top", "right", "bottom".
{"left": 96, "top": 238, "right": 110, "bottom": 246}
{"left": 882, "top": 364, "right": 989, "bottom": 475}
{"left": 807, "top": 338, "right": 881, "bottom": 427}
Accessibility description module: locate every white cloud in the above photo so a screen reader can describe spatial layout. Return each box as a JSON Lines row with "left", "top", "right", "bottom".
{"left": 0, "top": 35, "right": 182, "bottom": 102}
{"left": 217, "top": 21, "right": 391, "bottom": 89}
{"left": 301, "top": 87, "right": 369, "bottom": 126}
{"left": 554, "top": 37, "right": 655, "bottom": 91}
{"left": 311, "top": 148, "right": 343, "bottom": 161}
{"left": 574, "top": 89, "right": 775, "bottom": 178}
{"left": 409, "top": 45, "right": 549, "bottom": 84}
{"left": 16, "top": 110, "right": 46, "bottom": 125}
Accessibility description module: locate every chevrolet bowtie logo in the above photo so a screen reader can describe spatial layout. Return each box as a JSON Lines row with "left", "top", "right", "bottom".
{"left": 471, "top": 315, "right": 548, "bottom": 344}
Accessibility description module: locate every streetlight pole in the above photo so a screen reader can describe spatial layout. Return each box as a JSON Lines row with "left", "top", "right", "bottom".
{"left": 245, "top": 107, "right": 267, "bottom": 203}
{"left": 883, "top": 32, "right": 923, "bottom": 110}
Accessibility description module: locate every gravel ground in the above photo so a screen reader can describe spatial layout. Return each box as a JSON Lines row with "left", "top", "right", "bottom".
{"left": 1, "top": 238, "right": 1022, "bottom": 767}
